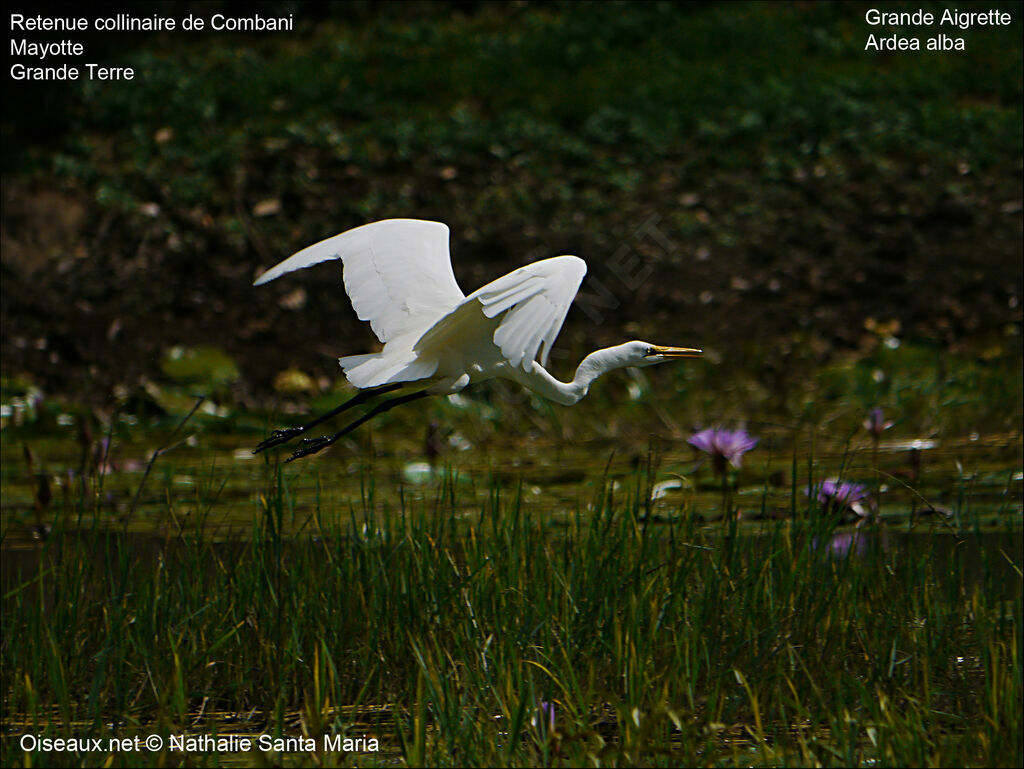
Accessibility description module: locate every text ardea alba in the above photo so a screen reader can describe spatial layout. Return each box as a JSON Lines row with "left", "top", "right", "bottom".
{"left": 253, "top": 219, "right": 701, "bottom": 461}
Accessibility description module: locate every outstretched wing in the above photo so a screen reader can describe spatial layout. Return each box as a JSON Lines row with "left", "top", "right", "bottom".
{"left": 415, "top": 255, "right": 587, "bottom": 370}
{"left": 253, "top": 219, "right": 466, "bottom": 344}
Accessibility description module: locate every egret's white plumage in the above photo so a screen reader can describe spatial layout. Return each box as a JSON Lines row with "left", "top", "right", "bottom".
{"left": 253, "top": 219, "right": 701, "bottom": 460}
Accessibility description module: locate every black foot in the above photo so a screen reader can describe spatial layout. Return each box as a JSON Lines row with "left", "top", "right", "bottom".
{"left": 284, "top": 435, "right": 335, "bottom": 463}
{"left": 254, "top": 427, "right": 305, "bottom": 454}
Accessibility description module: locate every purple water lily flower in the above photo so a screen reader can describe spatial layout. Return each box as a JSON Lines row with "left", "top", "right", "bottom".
{"left": 814, "top": 529, "right": 889, "bottom": 558}
{"left": 811, "top": 479, "right": 873, "bottom": 519}
{"left": 688, "top": 428, "right": 758, "bottom": 473}
{"left": 531, "top": 700, "right": 556, "bottom": 733}
{"left": 863, "top": 408, "right": 894, "bottom": 438}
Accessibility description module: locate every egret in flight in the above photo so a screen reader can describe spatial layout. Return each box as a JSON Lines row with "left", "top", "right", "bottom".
{"left": 253, "top": 219, "right": 701, "bottom": 461}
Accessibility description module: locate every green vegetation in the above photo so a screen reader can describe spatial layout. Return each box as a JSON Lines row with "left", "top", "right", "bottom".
{"left": 3, "top": 2, "right": 1020, "bottom": 398}
{"left": 2, "top": 456, "right": 1021, "bottom": 767}
{"left": 2, "top": 334, "right": 1021, "bottom": 765}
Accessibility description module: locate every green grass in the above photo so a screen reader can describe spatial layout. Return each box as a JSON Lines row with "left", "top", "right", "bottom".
{"left": 2, "top": 451, "right": 1021, "bottom": 766}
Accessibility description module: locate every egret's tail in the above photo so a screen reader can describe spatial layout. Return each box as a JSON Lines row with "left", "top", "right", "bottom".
{"left": 339, "top": 350, "right": 437, "bottom": 389}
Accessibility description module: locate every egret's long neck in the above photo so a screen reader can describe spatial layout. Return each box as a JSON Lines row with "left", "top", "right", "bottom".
{"left": 511, "top": 347, "right": 630, "bottom": 405}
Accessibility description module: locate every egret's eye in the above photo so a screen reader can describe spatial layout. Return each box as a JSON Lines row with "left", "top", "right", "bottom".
{"left": 646, "top": 346, "right": 656, "bottom": 356}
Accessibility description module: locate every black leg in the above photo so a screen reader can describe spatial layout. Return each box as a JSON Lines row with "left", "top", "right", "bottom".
{"left": 285, "top": 389, "right": 432, "bottom": 462}
{"left": 254, "top": 383, "right": 404, "bottom": 454}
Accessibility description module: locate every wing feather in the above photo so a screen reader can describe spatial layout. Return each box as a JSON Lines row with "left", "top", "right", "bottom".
{"left": 486, "top": 256, "right": 587, "bottom": 368}
{"left": 415, "top": 254, "right": 587, "bottom": 370}
{"left": 479, "top": 277, "right": 546, "bottom": 318}
{"left": 253, "top": 219, "right": 465, "bottom": 344}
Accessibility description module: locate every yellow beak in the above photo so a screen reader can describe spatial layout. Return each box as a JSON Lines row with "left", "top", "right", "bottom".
{"left": 652, "top": 345, "right": 703, "bottom": 358}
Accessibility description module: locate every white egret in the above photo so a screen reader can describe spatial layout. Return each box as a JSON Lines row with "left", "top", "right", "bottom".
{"left": 253, "top": 219, "right": 701, "bottom": 461}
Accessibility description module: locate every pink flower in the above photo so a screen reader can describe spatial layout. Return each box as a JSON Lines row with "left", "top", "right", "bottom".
{"left": 687, "top": 428, "right": 758, "bottom": 470}
{"left": 863, "top": 408, "right": 894, "bottom": 438}
{"left": 531, "top": 701, "right": 556, "bottom": 733}
{"left": 810, "top": 479, "right": 873, "bottom": 519}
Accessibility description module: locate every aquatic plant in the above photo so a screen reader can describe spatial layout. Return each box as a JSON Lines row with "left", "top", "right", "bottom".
{"left": 688, "top": 427, "right": 758, "bottom": 519}
{"left": 687, "top": 427, "right": 758, "bottom": 475}
{"left": 863, "top": 407, "right": 894, "bottom": 438}
{"left": 812, "top": 478, "right": 873, "bottom": 519}
{"left": 531, "top": 700, "right": 556, "bottom": 733}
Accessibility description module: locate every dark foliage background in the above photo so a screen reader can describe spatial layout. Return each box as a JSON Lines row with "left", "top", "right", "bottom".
{"left": 2, "top": 0, "right": 1021, "bottom": 405}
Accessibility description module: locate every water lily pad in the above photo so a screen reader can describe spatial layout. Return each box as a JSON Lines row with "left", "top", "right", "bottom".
{"left": 273, "top": 367, "right": 317, "bottom": 395}
{"left": 160, "top": 345, "right": 240, "bottom": 386}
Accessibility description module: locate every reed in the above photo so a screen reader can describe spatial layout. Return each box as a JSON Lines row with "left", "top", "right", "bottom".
{"left": 2, "top": 455, "right": 1020, "bottom": 766}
